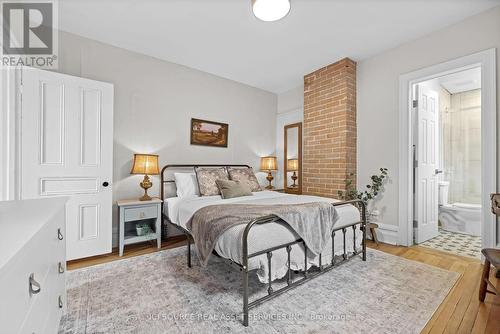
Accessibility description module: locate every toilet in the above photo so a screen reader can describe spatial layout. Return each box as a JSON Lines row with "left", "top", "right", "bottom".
{"left": 438, "top": 181, "right": 481, "bottom": 236}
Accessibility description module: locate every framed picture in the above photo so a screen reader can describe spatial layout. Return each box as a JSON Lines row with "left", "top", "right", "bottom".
{"left": 190, "top": 118, "right": 229, "bottom": 147}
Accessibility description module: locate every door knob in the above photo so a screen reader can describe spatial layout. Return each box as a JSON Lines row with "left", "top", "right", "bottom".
{"left": 435, "top": 169, "right": 443, "bottom": 175}
{"left": 102, "top": 181, "right": 109, "bottom": 187}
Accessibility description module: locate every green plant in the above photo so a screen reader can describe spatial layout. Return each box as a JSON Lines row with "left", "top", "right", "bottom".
{"left": 136, "top": 223, "right": 153, "bottom": 235}
{"left": 338, "top": 168, "right": 389, "bottom": 206}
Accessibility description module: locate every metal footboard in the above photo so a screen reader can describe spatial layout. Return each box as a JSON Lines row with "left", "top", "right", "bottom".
{"left": 240, "top": 199, "right": 366, "bottom": 326}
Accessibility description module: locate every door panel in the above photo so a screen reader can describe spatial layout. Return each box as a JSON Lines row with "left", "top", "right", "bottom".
{"left": 80, "top": 88, "right": 101, "bottom": 167}
{"left": 415, "top": 84, "right": 439, "bottom": 244}
{"left": 20, "top": 67, "right": 113, "bottom": 260}
{"left": 39, "top": 81, "right": 64, "bottom": 165}
{"left": 78, "top": 204, "right": 99, "bottom": 241}
{"left": 40, "top": 177, "right": 99, "bottom": 195}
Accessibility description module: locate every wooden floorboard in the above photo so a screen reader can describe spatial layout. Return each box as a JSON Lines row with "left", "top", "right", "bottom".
{"left": 67, "top": 235, "right": 188, "bottom": 270}
{"left": 66, "top": 239, "right": 499, "bottom": 333}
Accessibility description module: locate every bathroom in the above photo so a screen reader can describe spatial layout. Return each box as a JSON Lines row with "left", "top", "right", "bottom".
{"left": 414, "top": 67, "right": 482, "bottom": 259}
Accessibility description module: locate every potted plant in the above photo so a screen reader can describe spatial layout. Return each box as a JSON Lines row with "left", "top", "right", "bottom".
{"left": 337, "top": 168, "right": 389, "bottom": 221}
{"left": 136, "top": 223, "right": 152, "bottom": 236}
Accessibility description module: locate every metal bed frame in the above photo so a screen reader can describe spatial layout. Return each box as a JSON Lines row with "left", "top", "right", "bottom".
{"left": 160, "top": 164, "right": 367, "bottom": 327}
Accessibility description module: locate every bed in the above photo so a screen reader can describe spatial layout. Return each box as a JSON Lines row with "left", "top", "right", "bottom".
{"left": 161, "top": 164, "right": 367, "bottom": 326}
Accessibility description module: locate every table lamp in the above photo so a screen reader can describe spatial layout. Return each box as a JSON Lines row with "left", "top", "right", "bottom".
{"left": 287, "top": 158, "right": 299, "bottom": 187}
{"left": 130, "top": 154, "right": 160, "bottom": 201}
{"left": 260, "top": 156, "right": 277, "bottom": 189}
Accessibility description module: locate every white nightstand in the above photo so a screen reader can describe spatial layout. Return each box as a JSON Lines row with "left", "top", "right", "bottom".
{"left": 117, "top": 198, "right": 162, "bottom": 256}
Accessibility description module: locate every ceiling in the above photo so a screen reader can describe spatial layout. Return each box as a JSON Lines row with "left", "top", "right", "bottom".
{"left": 439, "top": 67, "right": 481, "bottom": 94}
{"left": 59, "top": 0, "right": 500, "bottom": 93}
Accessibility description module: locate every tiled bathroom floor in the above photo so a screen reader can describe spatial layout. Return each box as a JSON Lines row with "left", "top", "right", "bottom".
{"left": 419, "top": 228, "right": 481, "bottom": 259}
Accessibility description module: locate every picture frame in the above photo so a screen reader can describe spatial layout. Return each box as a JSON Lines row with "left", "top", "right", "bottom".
{"left": 190, "top": 118, "right": 229, "bottom": 147}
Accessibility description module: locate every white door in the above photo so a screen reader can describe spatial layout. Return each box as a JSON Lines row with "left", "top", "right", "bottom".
{"left": 19, "top": 67, "right": 113, "bottom": 260}
{"left": 415, "top": 84, "right": 439, "bottom": 243}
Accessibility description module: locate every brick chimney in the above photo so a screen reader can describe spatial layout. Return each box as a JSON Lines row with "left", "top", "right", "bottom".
{"left": 302, "top": 58, "right": 357, "bottom": 198}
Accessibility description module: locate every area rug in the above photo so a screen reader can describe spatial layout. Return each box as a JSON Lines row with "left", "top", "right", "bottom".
{"left": 59, "top": 247, "right": 459, "bottom": 334}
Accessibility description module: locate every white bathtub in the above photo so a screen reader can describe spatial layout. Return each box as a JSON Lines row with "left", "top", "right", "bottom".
{"left": 438, "top": 202, "right": 481, "bottom": 236}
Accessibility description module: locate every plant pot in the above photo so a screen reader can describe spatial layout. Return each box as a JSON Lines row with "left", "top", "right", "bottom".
{"left": 136, "top": 226, "right": 147, "bottom": 236}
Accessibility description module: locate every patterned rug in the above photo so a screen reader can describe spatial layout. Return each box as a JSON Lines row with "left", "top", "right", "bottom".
{"left": 419, "top": 228, "right": 481, "bottom": 259}
{"left": 59, "top": 247, "right": 459, "bottom": 334}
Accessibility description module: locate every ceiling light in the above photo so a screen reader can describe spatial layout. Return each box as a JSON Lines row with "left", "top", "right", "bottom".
{"left": 252, "top": 0, "right": 291, "bottom": 22}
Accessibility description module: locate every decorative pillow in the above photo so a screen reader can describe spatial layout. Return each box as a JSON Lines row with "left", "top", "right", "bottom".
{"left": 195, "top": 167, "right": 229, "bottom": 196}
{"left": 227, "top": 167, "right": 262, "bottom": 192}
{"left": 174, "top": 173, "right": 200, "bottom": 198}
{"left": 215, "top": 179, "right": 252, "bottom": 199}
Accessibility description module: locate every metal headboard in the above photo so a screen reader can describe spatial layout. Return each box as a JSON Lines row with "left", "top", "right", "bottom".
{"left": 160, "top": 164, "right": 251, "bottom": 202}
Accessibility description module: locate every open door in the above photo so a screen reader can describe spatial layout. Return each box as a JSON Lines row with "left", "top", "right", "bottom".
{"left": 19, "top": 67, "right": 114, "bottom": 260}
{"left": 414, "top": 84, "right": 439, "bottom": 244}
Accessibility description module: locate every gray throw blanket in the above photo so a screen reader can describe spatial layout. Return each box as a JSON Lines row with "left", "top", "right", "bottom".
{"left": 186, "top": 202, "right": 338, "bottom": 266}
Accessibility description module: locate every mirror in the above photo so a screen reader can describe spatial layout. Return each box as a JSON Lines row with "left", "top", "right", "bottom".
{"left": 284, "top": 122, "right": 302, "bottom": 194}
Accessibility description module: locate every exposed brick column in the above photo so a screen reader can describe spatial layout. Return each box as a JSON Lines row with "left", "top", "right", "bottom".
{"left": 302, "top": 58, "right": 356, "bottom": 198}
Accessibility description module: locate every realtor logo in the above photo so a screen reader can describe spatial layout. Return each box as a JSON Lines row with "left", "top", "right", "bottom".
{"left": 1, "top": 0, "right": 58, "bottom": 68}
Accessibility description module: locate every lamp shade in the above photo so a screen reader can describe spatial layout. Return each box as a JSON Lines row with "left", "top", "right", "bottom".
{"left": 260, "top": 156, "right": 277, "bottom": 171}
{"left": 287, "top": 158, "right": 299, "bottom": 171}
{"left": 130, "top": 154, "right": 160, "bottom": 175}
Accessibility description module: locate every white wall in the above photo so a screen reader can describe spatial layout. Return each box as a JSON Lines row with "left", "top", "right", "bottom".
{"left": 56, "top": 31, "right": 277, "bottom": 245}
{"left": 276, "top": 86, "right": 304, "bottom": 188}
{"left": 277, "top": 85, "right": 303, "bottom": 115}
{"left": 357, "top": 6, "right": 500, "bottom": 232}
{"left": 445, "top": 89, "right": 482, "bottom": 204}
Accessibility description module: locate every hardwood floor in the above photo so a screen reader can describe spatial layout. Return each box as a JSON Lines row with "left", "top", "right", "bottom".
{"left": 370, "top": 242, "right": 500, "bottom": 334}
{"left": 67, "top": 236, "right": 187, "bottom": 270}
{"left": 67, "top": 238, "right": 500, "bottom": 334}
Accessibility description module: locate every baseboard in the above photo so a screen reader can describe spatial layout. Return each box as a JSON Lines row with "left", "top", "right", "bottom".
{"left": 368, "top": 222, "right": 399, "bottom": 245}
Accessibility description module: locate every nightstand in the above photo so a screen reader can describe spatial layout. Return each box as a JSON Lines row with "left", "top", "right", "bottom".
{"left": 117, "top": 198, "right": 162, "bottom": 256}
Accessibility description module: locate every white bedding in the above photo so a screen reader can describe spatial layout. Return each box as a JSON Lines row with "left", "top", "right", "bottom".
{"left": 164, "top": 191, "right": 363, "bottom": 283}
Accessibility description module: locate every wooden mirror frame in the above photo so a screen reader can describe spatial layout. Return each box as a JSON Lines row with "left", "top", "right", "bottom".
{"left": 284, "top": 122, "right": 302, "bottom": 194}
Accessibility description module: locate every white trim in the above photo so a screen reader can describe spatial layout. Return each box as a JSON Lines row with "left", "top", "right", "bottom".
{"left": 0, "top": 69, "right": 7, "bottom": 201}
{"left": 368, "top": 223, "right": 399, "bottom": 245}
{"left": 0, "top": 67, "right": 20, "bottom": 201}
{"left": 398, "top": 49, "right": 497, "bottom": 248}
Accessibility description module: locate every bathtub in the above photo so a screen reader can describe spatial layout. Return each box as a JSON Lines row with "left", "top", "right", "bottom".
{"left": 438, "top": 202, "right": 481, "bottom": 236}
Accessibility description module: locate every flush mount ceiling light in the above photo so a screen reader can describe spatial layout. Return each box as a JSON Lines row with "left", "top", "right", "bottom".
{"left": 252, "top": 0, "right": 291, "bottom": 22}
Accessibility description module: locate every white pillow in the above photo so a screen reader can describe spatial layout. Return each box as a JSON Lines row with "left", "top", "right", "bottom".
{"left": 174, "top": 173, "right": 200, "bottom": 198}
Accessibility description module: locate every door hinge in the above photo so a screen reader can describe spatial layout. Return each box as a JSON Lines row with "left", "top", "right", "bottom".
{"left": 412, "top": 100, "right": 418, "bottom": 108}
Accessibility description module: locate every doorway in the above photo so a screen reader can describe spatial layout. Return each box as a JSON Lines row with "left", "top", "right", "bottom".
{"left": 413, "top": 67, "right": 482, "bottom": 258}
{"left": 398, "top": 49, "right": 497, "bottom": 253}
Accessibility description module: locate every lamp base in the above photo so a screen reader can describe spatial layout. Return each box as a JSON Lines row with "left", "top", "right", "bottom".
{"left": 266, "top": 171, "right": 274, "bottom": 190}
{"left": 291, "top": 171, "right": 298, "bottom": 187}
{"left": 139, "top": 193, "right": 152, "bottom": 201}
{"left": 139, "top": 175, "right": 153, "bottom": 201}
